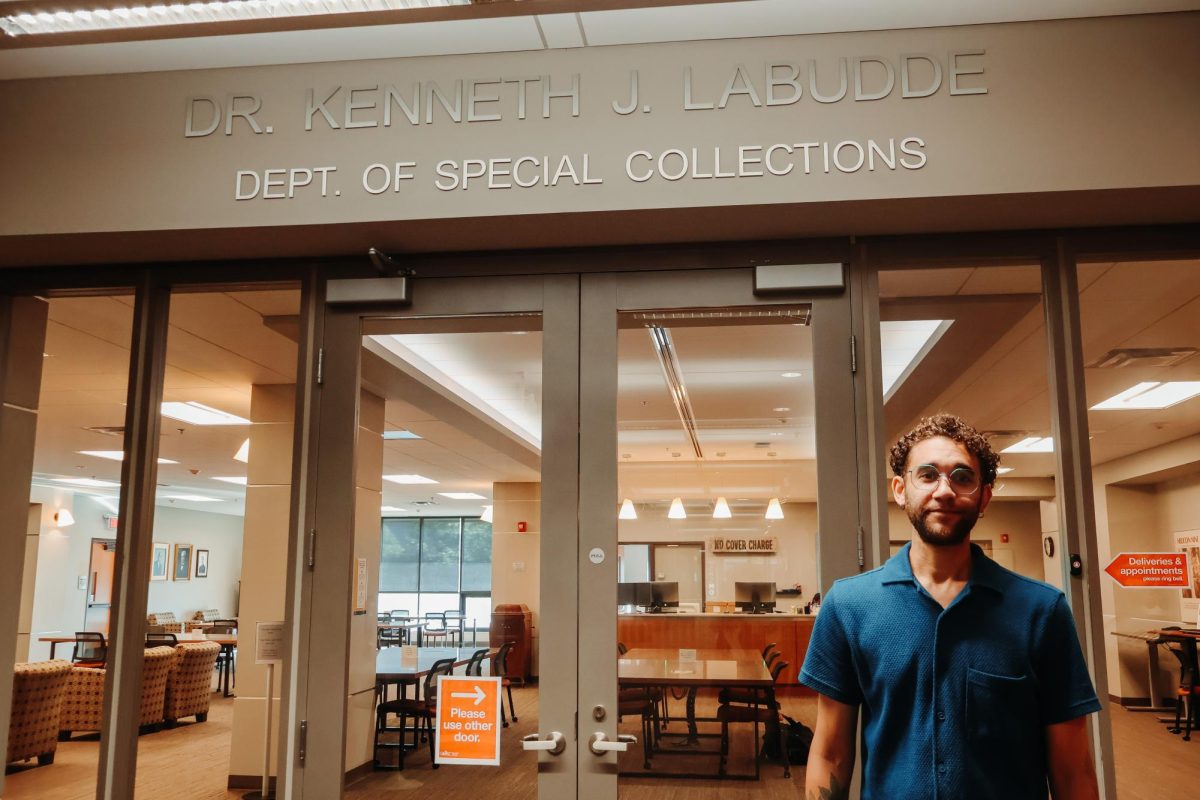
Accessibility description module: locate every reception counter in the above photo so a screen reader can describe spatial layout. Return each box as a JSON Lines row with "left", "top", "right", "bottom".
{"left": 617, "top": 612, "right": 815, "bottom": 692}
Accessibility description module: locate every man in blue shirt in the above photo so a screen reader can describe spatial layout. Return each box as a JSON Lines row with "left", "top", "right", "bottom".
{"left": 800, "top": 414, "right": 1101, "bottom": 799}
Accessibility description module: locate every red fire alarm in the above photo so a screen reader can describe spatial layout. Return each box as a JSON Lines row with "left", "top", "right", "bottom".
{"left": 1001, "top": 533, "right": 1009, "bottom": 544}
{"left": 517, "top": 521, "right": 527, "bottom": 533}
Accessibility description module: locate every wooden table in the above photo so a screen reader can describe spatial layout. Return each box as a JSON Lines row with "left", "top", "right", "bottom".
{"left": 375, "top": 646, "right": 493, "bottom": 697}
{"left": 619, "top": 648, "right": 773, "bottom": 780}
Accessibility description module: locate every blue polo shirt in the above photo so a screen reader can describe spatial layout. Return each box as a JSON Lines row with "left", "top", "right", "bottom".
{"left": 800, "top": 542, "right": 1101, "bottom": 800}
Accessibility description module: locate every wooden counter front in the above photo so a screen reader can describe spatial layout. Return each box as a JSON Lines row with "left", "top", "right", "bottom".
{"left": 616, "top": 613, "right": 815, "bottom": 693}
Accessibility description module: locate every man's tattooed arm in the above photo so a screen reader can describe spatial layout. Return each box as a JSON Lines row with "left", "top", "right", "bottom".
{"left": 807, "top": 775, "right": 848, "bottom": 800}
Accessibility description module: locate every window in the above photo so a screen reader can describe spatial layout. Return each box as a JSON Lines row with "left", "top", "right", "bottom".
{"left": 379, "top": 516, "right": 492, "bottom": 619}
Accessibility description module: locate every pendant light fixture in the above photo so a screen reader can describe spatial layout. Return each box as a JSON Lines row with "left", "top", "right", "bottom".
{"left": 712, "top": 497, "right": 732, "bottom": 519}
{"left": 619, "top": 499, "right": 638, "bottom": 520}
{"left": 765, "top": 498, "right": 784, "bottom": 520}
{"left": 668, "top": 497, "right": 687, "bottom": 519}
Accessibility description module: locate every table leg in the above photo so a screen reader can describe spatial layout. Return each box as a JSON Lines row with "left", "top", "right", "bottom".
{"left": 223, "top": 645, "right": 235, "bottom": 697}
{"left": 49, "top": 642, "right": 58, "bottom": 660}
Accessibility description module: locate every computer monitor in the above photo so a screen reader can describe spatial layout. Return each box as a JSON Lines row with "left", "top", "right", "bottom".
{"left": 647, "top": 581, "right": 679, "bottom": 612}
{"left": 734, "top": 581, "right": 777, "bottom": 614}
{"left": 617, "top": 582, "right": 638, "bottom": 607}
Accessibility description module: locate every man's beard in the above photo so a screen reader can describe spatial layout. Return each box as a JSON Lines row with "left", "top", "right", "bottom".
{"left": 908, "top": 500, "right": 981, "bottom": 547}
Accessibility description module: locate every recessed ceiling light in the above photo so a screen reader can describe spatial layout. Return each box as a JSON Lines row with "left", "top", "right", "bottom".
{"left": 438, "top": 492, "right": 487, "bottom": 500}
{"left": 163, "top": 494, "right": 222, "bottom": 503}
{"left": 1090, "top": 381, "right": 1200, "bottom": 410}
{"left": 78, "top": 450, "right": 177, "bottom": 465}
{"left": 996, "top": 467, "right": 1014, "bottom": 475}
{"left": 1001, "top": 437, "right": 1054, "bottom": 454}
{"left": 381, "top": 505, "right": 410, "bottom": 514}
{"left": 0, "top": 0, "right": 472, "bottom": 36}
{"left": 781, "top": 372, "right": 802, "bottom": 378}
{"left": 162, "top": 401, "right": 250, "bottom": 426}
{"left": 382, "top": 430, "right": 423, "bottom": 440}
{"left": 384, "top": 474, "right": 438, "bottom": 485}
{"left": 53, "top": 477, "right": 121, "bottom": 488}
{"left": 212, "top": 476, "right": 248, "bottom": 485}
{"left": 773, "top": 407, "right": 790, "bottom": 413}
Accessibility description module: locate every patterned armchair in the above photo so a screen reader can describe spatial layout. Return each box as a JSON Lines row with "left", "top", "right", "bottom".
{"left": 147, "top": 612, "right": 183, "bottom": 634}
{"left": 193, "top": 609, "right": 222, "bottom": 623}
{"left": 6, "top": 660, "right": 72, "bottom": 768}
{"left": 164, "top": 641, "right": 221, "bottom": 725}
{"left": 58, "top": 646, "right": 176, "bottom": 738}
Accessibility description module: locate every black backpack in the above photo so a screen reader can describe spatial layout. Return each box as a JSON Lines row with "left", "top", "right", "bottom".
{"left": 761, "top": 714, "right": 814, "bottom": 765}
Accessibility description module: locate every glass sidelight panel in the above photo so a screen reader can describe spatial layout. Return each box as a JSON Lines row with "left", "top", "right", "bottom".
{"left": 612, "top": 306, "right": 825, "bottom": 795}
{"left": 1075, "top": 257, "right": 1200, "bottom": 799}
{"left": 116, "top": 286, "right": 302, "bottom": 798}
{"left": 2, "top": 294, "right": 133, "bottom": 800}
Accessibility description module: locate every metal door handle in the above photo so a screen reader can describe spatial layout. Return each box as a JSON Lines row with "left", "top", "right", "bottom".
{"left": 588, "top": 732, "right": 636, "bottom": 754}
{"left": 521, "top": 731, "right": 566, "bottom": 755}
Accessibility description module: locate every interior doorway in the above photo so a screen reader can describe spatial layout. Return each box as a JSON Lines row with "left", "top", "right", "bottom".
{"left": 83, "top": 539, "right": 117, "bottom": 634}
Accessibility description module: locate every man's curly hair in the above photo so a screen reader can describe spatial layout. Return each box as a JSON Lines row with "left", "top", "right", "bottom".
{"left": 889, "top": 413, "right": 1001, "bottom": 487}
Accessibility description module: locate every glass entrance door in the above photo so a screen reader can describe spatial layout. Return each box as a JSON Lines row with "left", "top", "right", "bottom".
{"left": 300, "top": 274, "right": 580, "bottom": 799}
{"left": 577, "top": 268, "right": 861, "bottom": 798}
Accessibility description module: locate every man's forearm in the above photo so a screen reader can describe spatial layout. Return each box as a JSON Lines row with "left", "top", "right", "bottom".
{"left": 805, "top": 753, "right": 852, "bottom": 800}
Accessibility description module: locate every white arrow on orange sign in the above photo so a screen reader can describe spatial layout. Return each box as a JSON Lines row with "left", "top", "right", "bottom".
{"left": 450, "top": 685, "right": 487, "bottom": 705}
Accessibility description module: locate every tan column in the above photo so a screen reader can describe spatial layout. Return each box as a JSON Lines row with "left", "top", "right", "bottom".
{"left": 345, "top": 389, "right": 384, "bottom": 771}
{"left": 490, "top": 481, "right": 541, "bottom": 674}
{"left": 228, "top": 383, "right": 294, "bottom": 783}
{"left": 0, "top": 296, "right": 48, "bottom": 799}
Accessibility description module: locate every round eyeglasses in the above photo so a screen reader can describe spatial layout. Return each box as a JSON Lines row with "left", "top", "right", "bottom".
{"left": 907, "top": 464, "right": 982, "bottom": 495}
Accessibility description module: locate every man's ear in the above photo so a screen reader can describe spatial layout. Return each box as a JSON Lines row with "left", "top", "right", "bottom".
{"left": 978, "top": 484, "right": 993, "bottom": 515}
{"left": 891, "top": 474, "right": 906, "bottom": 507}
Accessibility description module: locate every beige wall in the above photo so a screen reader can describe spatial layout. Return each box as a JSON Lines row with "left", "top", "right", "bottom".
{"left": 490, "top": 481, "right": 540, "bottom": 674}
{"left": 0, "top": 14, "right": 1197, "bottom": 242}
{"left": 618, "top": 502, "right": 818, "bottom": 604}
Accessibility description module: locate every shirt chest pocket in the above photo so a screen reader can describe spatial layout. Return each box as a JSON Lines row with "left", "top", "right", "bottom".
{"left": 966, "top": 667, "right": 1038, "bottom": 743}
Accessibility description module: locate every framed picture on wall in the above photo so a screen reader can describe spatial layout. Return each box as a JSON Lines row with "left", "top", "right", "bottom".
{"left": 151, "top": 542, "right": 170, "bottom": 581}
{"left": 195, "top": 549, "right": 209, "bottom": 579}
{"left": 173, "top": 544, "right": 193, "bottom": 581}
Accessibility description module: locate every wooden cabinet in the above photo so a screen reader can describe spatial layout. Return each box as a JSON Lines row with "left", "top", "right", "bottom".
{"left": 490, "top": 603, "right": 533, "bottom": 684}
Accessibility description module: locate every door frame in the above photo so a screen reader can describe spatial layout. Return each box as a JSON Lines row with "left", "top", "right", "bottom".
{"left": 298, "top": 273, "right": 581, "bottom": 798}
{"left": 576, "top": 266, "right": 863, "bottom": 797}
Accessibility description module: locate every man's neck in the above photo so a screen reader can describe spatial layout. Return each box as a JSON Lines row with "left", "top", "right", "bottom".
{"left": 909, "top": 537, "right": 973, "bottom": 608}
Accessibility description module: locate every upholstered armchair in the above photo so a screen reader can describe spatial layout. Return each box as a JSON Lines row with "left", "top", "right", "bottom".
{"left": 6, "top": 660, "right": 72, "bottom": 768}
{"left": 164, "top": 641, "right": 221, "bottom": 725}
{"left": 146, "top": 612, "right": 183, "bottom": 634}
{"left": 58, "top": 646, "right": 176, "bottom": 739}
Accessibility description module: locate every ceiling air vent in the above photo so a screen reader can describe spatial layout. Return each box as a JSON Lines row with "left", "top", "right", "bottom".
{"left": 1089, "top": 347, "right": 1198, "bottom": 369}
{"left": 84, "top": 425, "right": 126, "bottom": 437}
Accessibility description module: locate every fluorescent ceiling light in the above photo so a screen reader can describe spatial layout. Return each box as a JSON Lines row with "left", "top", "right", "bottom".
{"left": 211, "top": 476, "right": 248, "bottom": 485}
{"left": 438, "top": 492, "right": 486, "bottom": 500}
{"left": 1001, "top": 436, "right": 1054, "bottom": 454}
{"left": 765, "top": 498, "right": 784, "bottom": 520}
{"left": 780, "top": 372, "right": 802, "bottom": 378}
{"left": 384, "top": 474, "right": 438, "bottom": 485}
{"left": 162, "top": 401, "right": 250, "bottom": 426}
{"left": 382, "top": 430, "right": 422, "bottom": 440}
{"left": 1090, "top": 381, "right": 1200, "bottom": 410}
{"left": 381, "top": 505, "right": 409, "bottom": 514}
{"left": 163, "top": 494, "right": 222, "bottom": 503}
{"left": 480, "top": 505, "right": 493, "bottom": 523}
{"left": 53, "top": 477, "right": 121, "bottom": 488}
{"left": 996, "top": 467, "right": 1014, "bottom": 475}
{"left": 619, "top": 499, "right": 637, "bottom": 520}
{"left": 0, "top": 0, "right": 470, "bottom": 37}
{"left": 668, "top": 498, "right": 687, "bottom": 520}
{"left": 881, "top": 320, "right": 950, "bottom": 398}
{"left": 712, "top": 497, "right": 732, "bottom": 519}
{"left": 78, "top": 450, "right": 177, "bottom": 465}
{"left": 233, "top": 438, "right": 250, "bottom": 463}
